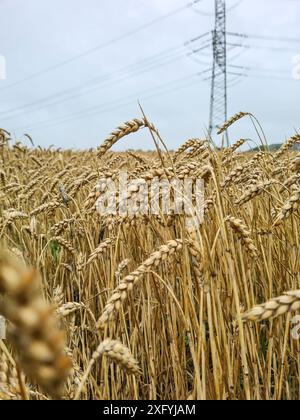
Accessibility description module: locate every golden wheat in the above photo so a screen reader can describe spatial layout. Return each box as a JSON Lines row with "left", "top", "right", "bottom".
{"left": 1, "top": 118, "right": 300, "bottom": 400}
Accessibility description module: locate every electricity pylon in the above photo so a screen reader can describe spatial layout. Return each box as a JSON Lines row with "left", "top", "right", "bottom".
{"left": 208, "top": 0, "right": 228, "bottom": 145}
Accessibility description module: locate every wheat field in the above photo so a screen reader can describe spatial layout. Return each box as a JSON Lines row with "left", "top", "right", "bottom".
{"left": 1, "top": 114, "right": 300, "bottom": 400}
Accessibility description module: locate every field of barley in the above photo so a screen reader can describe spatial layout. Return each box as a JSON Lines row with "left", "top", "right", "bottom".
{"left": 1, "top": 113, "right": 300, "bottom": 400}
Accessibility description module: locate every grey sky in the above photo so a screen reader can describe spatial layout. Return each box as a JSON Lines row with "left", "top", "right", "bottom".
{"left": 0, "top": 0, "right": 299, "bottom": 151}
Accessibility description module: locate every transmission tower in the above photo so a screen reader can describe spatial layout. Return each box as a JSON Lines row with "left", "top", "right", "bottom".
{"left": 209, "top": 0, "right": 228, "bottom": 144}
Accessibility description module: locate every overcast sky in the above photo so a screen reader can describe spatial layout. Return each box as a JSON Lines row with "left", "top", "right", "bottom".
{"left": 0, "top": 0, "right": 299, "bottom": 150}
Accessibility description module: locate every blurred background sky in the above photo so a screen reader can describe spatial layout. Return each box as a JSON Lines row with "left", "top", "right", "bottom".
{"left": 0, "top": 0, "right": 299, "bottom": 150}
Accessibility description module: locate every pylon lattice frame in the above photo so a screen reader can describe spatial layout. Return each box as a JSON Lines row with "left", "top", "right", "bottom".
{"left": 209, "top": 0, "right": 228, "bottom": 144}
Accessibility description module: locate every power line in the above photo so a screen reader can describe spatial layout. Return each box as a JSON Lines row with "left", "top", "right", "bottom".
{"left": 228, "top": 64, "right": 289, "bottom": 75}
{"left": 227, "top": 42, "right": 299, "bottom": 53}
{"left": 3, "top": 0, "right": 298, "bottom": 144}
{"left": 0, "top": 44, "right": 184, "bottom": 116}
{"left": 0, "top": 35, "right": 211, "bottom": 121}
{"left": 0, "top": 0, "right": 204, "bottom": 92}
{"left": 204, "top": 59, "right": 293, "bottom": 83}
{"left": 15, "top": 69, "right": 212, "bottom": 132}
{"left": 227, "top": 31, "right": 300, "bottom": 44}
{"left": 190, "top": 0, "right": 243, "bottom": 16}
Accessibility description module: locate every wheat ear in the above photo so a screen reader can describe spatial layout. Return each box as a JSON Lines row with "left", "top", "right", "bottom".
{"left": 30, "top": 201, "right": 60, "bottom": 217}
{"left": 97, "top": 119, "right": 156, "bottom": 158}
{"left": 275, "top": 134, "right": 300, "bottom": 158}
{"left": 217, "top": 112, "right": 250, "bottom": 135}
{"left": 242, "top": 290, "right": 300, "bottom": 322}
{"left": 56, "top": 302, "right": 86, "bottom": 318}
{"left": 98, "top": 240, "right": 183, "bottom": 328}
{"left": 115, "top": 258, "right": 130, "bottom": 282}
{"left": 0, "top": 252, "right": 72, "bottom": 399}
{"left": 187, "top": 237, "right": 203, "bottom": 284}
{"left": 92, "top": 339, "right": 140, "bottom": 375}
{"left": 80, "top": 238, "right": 114, "bottom": 270}
{"left": 225, "top": 216, "right": 258, "bottom": 260}
{"left": 222, "top": 139, "right": 246, "bottom": 164}
{"left": 74, "top": 339, "right": 139, "bottom": 400}
{"left": 173, "top": 139, "right": 201, "bottom": 161}
{"left": 51, "top": 237, "right": 76, "bottom": 256}
{"left": 274, "top": 188, "right": 300, "bottom": 225}
{"left": 0, "top": 349, "right": 21, "bottom": 400}
{"left": 235, "top": 180, "right": 275, "bottom": 206}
